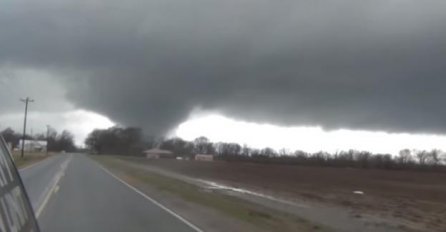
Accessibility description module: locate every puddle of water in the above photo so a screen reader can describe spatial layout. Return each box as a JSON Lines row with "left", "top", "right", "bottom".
{"left": 197, "top": 179, "right": 309, "bottom": 208}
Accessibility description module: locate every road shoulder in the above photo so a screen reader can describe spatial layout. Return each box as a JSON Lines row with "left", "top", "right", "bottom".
{"left": 91, "top": 155, "right": 329, "bottom": 232}
{"left": 14, "top": 151, "right": 52, "bottom": 169}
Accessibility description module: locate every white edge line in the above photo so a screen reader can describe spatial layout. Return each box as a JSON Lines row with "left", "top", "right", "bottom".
{"left": 35, "top": 155, "right": 72, "bottom": 218}
{"left": 95, "top": 162, "right": 204, "bottom": 232}
{"left": 35, "top": 174, "right": 61, "bottom": 218}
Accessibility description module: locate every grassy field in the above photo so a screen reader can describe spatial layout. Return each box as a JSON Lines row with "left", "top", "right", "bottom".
{"left": 92, "top": 155, "right": 330, "bottom": 232}
{"left": 11, "top": 151, "right": 49, "bottom": 169}
{"left": 110, "top": 156, "right": 446, "bottom": 232}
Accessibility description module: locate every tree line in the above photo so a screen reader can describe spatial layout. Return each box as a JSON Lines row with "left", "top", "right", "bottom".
{"left": 85, "top": 127, "right": 146, "bottom": 156}
{"left": 6, "top": 124, "right": 443, "bottom": 171}
{"left": 1, "top": 127, "right": 77, "bottom": 152}
{"left": 162, "top": 136, "right": 446, "bottom": 171}
{"left": 86, "top": 126, "right": 446, "bottom": 171}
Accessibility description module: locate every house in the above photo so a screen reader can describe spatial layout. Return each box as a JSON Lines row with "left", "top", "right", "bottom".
{"left": 18, "top": 139, "right": 47, "bottom": 152}
{"left": 143, "top": 148, "right": 174, "bottom": 159}
{"left": 195, "top": 154, "right": 214, "bottom": 162}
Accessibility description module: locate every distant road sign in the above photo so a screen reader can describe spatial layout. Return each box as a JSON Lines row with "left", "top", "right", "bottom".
{"left": 0, "top": 136, "right": 40, "bottom": 232}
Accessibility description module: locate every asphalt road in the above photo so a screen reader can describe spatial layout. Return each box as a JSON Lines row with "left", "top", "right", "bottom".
{"left": 19, "top": 153, "right": 200, "bottom": 232}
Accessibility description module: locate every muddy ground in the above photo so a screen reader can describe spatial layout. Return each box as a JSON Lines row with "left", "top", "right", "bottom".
{"left": 116, "top": 157, "right": 446, "bottom": 232}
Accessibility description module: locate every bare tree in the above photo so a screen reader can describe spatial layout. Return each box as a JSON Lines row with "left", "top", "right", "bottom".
{"left": 260, "top": 147, "right": 276, "bottom": 157}
{"left": 427, "top": 149, "right": 441, "bottom": 166}
{"left": 241, "top": 144, "right": 251, "bottom": 156}
{"left": 160, "top": 137, "right": 193, "bottom": 155}
{"left": 85, "top": 127, "right": 142, "bottom": 155}
{"left": 279, "top": 148, "right": 291, "bottom": 156}
{"left": 193, "top": 136, "right": 215, "bottom": 154}
{"left": 354, "top": 151, "right": 372, "bottom": 168}
{"left": 193, "top": 136, "right": 209, "bottom": 154}
{"left": 416, "top": 150, "right": 429, "bottom": 165}
{"left": 294, "top": 150, "right": 308, "bottom": 159}
{"left": 398, "top": 149, "right": 413, "bottom": 165}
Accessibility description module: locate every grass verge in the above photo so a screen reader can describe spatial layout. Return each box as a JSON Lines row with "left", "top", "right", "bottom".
{"left": 11, "top": 151, "right": 49, "bottom": 169}
{"left": 91, "top": 155, "right": 331, "bottom": 232}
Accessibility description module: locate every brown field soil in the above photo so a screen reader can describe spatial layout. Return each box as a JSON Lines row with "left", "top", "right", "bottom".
{"left": 115, "top": 156, "right": 446, "bottom": 232}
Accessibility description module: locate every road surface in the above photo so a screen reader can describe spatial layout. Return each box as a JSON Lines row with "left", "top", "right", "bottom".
{"left": 19, "top": 153, "right": 200, "bottom": 232}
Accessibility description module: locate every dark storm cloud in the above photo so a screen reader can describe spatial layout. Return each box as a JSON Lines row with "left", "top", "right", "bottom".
{"left": 0, "top": 72, "right": 72, "bottom": 114}
{"left": 1, "top": 0, "right": 446, "bottom": 134}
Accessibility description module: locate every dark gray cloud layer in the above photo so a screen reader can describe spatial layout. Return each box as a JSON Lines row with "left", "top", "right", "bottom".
{"left": 1, "top": 0, "right": 446, "bottom": 134}
{"left": 0, "top": 73, "right": 72, "bottom": 114}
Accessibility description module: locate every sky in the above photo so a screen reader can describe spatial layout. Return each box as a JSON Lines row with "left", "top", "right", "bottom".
{"left": 1, "top": 0, "right": 446, "bottom": 153}
{"left": 175, "top": 113, "right": 446, "bottom": 155}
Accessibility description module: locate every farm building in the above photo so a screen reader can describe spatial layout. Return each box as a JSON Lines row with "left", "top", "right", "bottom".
{"left": 195, "top": 154, "right": 214, "bottom": 162}
{"left": 143, "top": 148, "right": 174, "bottom": 159}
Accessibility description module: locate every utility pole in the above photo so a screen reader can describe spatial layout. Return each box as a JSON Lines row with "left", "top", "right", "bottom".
{"left": 46, "top": 125, "right": 50, "bottom": 155}
{"left": 20, "top": 97, "right": 34, "bottom": 158}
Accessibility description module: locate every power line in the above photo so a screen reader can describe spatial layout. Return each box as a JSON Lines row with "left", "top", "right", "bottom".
{"left": 20, "top": 97, "right": 34, "bottom": 159}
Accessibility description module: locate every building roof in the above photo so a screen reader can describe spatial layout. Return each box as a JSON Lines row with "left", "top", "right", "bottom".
{"left": 20, "top": 140, "right": 47, "bottom": 147}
